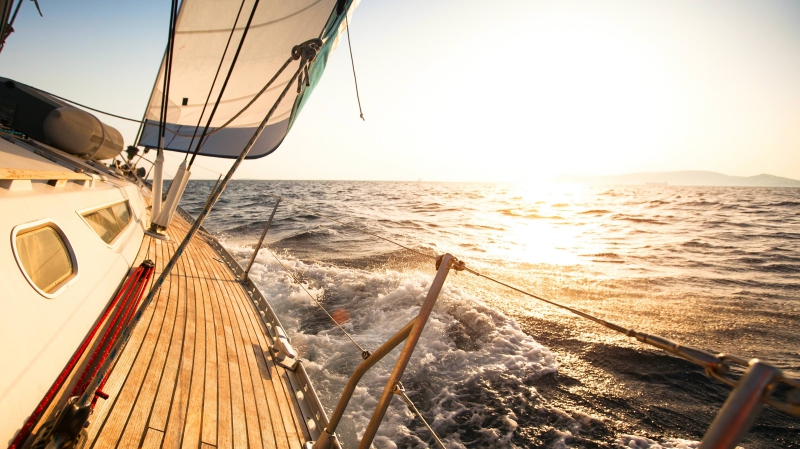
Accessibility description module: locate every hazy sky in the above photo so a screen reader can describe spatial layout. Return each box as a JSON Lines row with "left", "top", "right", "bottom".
{"left": 2, "top": 0, "right": 799, "bottom": 181}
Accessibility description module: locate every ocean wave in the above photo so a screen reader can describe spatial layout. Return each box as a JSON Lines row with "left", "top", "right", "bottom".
{"left": 767, "top": 201, "right": 800, "bottom": 207}
{"left": 679, "top": 201, "right": 720, "bottom": 207}
{"left": 580, "top": 252, "right": 621, "bottom": 258}
{"left": 243, "top": 254, "right": 558, "bottom": 448}
{"left": 612, "top": 214, "right": 665, "bottom": 225}
{"left": 681, "top": 240, "right": 737, "bottom": 252}
{"left": 617, "top": 435, "right": 701, "bottom": 448}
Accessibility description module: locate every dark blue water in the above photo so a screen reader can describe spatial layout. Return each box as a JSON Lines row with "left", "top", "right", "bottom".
{"left": 180, "top": 180, "right": 800, "bottom": 449}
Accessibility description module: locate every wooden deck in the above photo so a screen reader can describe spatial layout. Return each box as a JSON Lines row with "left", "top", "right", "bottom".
{"left": 84, "top": 212, "right": 311, "bottom": 449}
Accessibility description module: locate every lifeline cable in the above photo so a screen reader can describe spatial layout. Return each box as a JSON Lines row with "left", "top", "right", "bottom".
{"left": 394, "top": 383, "right": 447, "bottom": 449}
{"left": 263, "top": 245, "right": 369, "bottom": 356}
{"left": 26, "top": 84, "right": 144, "bottom": 123}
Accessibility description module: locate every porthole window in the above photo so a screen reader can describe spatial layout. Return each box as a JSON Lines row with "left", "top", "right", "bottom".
{"left": 80, "top": 200, "right": 132, "bottom": 244}
{"left": 11, "top": 220, "right": 78, "bottom": 297}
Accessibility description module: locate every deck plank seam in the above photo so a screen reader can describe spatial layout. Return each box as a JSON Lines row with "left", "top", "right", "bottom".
{"left": 203, "top": 246, "right": 233, "bottom": 449}
{"left": 217, "top": 271, "right": 249, "bottom": 449}
{"left": 200, "top": 226, "right": 248, "bottom": 449}
{"left": 209, "top": 247, "right": 301, "bottom": 448}
{"left": 115, "top": 234, "right": 177, "bottom": 448}
{"left": 162, "top": 226, "right": 199, "bottom": 448}
{"left": 148, "top": 234, "right": 190, "bottom": 433}
{"left": 197, "top": 234, "right": 221, "bottom": 448}
{"left": 179, "top": 226, "right": 211, "bottom": 449}
{"left": 207, "top": 248, "right": 279, "bottom": 449}
{"left": 117, "top": 236, "right": 182, "bottom": 449}
{"left": 231, "top": 264, "right": 310, "bottom": 446}
{"left": 212, "top": 248, "right": 260, "bottom": 449}
{"left": 86, "top": 236, "right": 168, "bottom": 448}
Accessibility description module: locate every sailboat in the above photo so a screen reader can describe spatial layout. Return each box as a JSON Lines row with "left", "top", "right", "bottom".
{"left": 1, "top": 1, "right": 798, "bottom": 448}
{"left": 0, "top": 0, "right": 363, "bottom": 448}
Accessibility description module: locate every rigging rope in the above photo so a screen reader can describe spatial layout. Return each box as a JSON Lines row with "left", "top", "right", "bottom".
{"left": 159, "top": 0, "right": 179, "bottom": 148}
{"left": 188, "top": 0, "right": 262, "bottom": 168}
{"left": 345, "top": 13, "right": 365, "bottom": 121}
{"left": 185, "top": 0, "right": 248, "bottom": 160}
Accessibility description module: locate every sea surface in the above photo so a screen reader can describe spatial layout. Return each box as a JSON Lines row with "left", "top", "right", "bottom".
{"left": 179, "top": 180, "right": 800, "bottom": 449}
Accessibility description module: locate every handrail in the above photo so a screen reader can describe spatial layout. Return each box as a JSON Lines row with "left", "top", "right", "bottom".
{"left": 311, "top": 254, "right": 457, "bottom": 449}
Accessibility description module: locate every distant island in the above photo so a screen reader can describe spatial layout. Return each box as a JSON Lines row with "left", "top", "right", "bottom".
{"left": 553, "top": 170, "right": 800, "bottom": 187}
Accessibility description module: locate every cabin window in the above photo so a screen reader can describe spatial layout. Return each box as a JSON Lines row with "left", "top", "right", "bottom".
{"left": 81, "top": 200, "right": 132, "bottom": 244}
{"left": 13, "top": 222, "right": 76, "bottom": 295}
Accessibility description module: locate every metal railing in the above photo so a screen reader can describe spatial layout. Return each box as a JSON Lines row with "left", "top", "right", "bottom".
{"left": 234, "top": 204, "right": 454, "bottom": 449}
{"left": 309, "top": 254, "right": 457, "bottom": 449}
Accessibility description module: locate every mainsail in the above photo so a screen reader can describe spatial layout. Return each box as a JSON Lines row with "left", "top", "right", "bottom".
{"left": 137, "top": 0, "right": 358, "bottom": 159}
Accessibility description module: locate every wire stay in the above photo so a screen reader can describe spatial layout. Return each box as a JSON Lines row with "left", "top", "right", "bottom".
{"left": 262, "top": 245, "right": 368, "bottom": 356}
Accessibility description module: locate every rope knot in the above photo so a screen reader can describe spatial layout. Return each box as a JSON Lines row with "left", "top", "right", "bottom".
{"left": 292, "top": 38, "right": 323, "bottom": 62}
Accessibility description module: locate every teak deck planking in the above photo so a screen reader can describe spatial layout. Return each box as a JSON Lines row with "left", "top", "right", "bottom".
{"left": 83, "top": 212, "right": 310, "bottom": 449}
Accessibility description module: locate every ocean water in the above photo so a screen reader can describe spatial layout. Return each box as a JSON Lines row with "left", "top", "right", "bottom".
{"left": 179, "top": 180, "right": 800, "bottom": 449}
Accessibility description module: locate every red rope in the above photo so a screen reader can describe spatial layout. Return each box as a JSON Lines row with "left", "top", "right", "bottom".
{"left": 91, "top": 266, "right": 154, "bottom": 408}
{"left": 8, "top": 263, "right": 153, "bottom": 449}
{"left": 71, "top": 268, "right": 144, "bottom": 396}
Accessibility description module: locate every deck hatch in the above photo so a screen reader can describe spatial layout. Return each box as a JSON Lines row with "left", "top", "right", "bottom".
{"left": 81, "top": 200, "right": 132, "bottom": 244}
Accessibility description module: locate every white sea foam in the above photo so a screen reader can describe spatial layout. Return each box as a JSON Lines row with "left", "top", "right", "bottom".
{"left": 228, "top": 244, "right": 558, "bottom": 448}
{"left": 617, "top": 435, "right": 709, "bottom": 449}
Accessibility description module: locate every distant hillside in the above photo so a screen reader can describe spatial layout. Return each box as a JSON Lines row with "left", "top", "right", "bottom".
{"left": 554, "top": 171, "right": 800, "bottom": 187}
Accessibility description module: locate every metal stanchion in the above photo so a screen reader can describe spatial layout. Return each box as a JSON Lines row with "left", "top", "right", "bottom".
{"left": 701, "top": 360, "right": 780, "bottom": 449}
{"left": 310, "top": 254, "right": 456, "bottom": 449}
{"left": 241, "top": 197, "right": 281, "bottom": 281}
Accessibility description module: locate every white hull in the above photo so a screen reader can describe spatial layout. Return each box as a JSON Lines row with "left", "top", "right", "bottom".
{"left": 0, "top": 135, "right": 147, "bottom": 443}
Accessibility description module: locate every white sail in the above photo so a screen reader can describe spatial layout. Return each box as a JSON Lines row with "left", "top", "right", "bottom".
{"left": 138, "top": 0, "right": 356, "bottom": 159}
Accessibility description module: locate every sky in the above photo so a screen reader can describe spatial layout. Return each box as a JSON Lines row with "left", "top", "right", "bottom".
{"left": 2, "top": 0, "right": 799, "bottom": 181}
